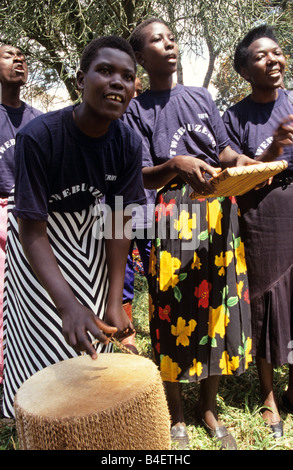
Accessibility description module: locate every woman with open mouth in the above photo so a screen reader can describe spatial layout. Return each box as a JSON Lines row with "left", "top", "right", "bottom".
{"left": 223, "top": 24, "right": 293, "bottom": 439}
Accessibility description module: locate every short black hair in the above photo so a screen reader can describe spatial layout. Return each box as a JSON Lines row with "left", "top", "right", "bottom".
{"left": 80, "top": 36, "right": 137, "bottom": 73}
{"left": 234, "top": 24, "right": 279, "bottom": 74}
{"left": 129, "top": 17, "right": 168, "bottom": 53}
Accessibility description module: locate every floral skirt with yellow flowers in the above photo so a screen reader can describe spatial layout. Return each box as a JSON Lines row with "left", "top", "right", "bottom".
{"left": 148, "top": 177, "right": 252, "bottom": 383}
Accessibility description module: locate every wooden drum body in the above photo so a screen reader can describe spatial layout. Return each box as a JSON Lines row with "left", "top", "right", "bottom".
{"left": 14, "top": 354, "right": 171, "bottom": 450}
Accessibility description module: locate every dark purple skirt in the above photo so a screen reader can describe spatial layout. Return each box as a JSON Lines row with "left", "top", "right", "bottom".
{"left": 237, "top": 176, "right": 293, "bottom": 366}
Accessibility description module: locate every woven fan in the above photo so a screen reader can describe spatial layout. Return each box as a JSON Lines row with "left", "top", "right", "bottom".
{"left": 189, "top": 160, "right": 288, "bottom": 199}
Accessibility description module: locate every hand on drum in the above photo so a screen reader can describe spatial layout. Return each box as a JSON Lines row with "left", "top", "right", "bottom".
{"left": 175, "top": 155, "right": 221, "bottom": 195}
{"left": 234, "top": 153, "right": 273, "bottom": 189}
{"left": 61, "top": 302, "right": 117, "bottom": 359}
{"left": 104, "top": 303, "right": 135, "bottom": 342}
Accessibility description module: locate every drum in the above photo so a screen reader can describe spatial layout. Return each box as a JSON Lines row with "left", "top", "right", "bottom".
{"left": 14, "top": 353, "right": 171, "bottom": 450}
{"left": 189, "top": 160, "right": 288, "bottom": 199}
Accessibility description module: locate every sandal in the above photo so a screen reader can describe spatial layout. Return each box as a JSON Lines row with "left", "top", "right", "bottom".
{"left": 201, "top": 419, "right": 237, "bottom": 450}
{"left": 265, "top": 420, "right": 283, "bottom": 439}
{"left": 170, "top": 423, "right": 189, "bottom": 449}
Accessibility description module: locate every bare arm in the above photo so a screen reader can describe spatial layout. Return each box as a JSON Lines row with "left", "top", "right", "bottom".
{"left": 219, "top": 145, "right": 256, "bottom": 168}
{"left": 18, "top": 218, "right": 117, "bottom": 359}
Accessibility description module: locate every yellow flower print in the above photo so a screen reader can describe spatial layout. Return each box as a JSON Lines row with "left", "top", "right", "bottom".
{"left": 189, "top": 358, "right": 203, "bottom": 378}
{"left": 191, "top": 252, "right": 202, "bottom": 270}
{"left": 160, "top": 355, "right": 181, "bottom": 382}
{"left": 206, "top": 199, "right": 223, "bottom": 235}
{"left": 214, "top": 251, "right": 234, "bottom": 276}
{"left": 148, "top": 245, "right": 157, "bottom": 277}
{"left": 236, "top": 280, "right": 244, "bottom": 298}
{"left": 171, "top": 317, "right": 196, "bottom": 346}
{"left": 174, "top": 210, "right": 197, "bottom": 240}
{"left": 219, "top": 351, "right": 240, "bottom": 374}
{"left": 245, "top": 337, "right": 252, "bottom": 369}
{"left": 148, "top": 294, "right": 155, "bottom": 321}
{"left": 235, "top": 240, "right": 247, "bottom": 275}
{"left": 208, "top": 304, "right": 229, "bottom": 339}
{"left": 159, "top": 251, "right": 181, "bottom": 291}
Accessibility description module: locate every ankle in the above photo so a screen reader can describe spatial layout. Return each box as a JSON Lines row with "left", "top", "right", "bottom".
{"left": 197, "top": 401, "right": 219, "bottom": 429}
{"left": 260, "top": 396, "right": 280, "bottom": 425}
{"left": 261, "top": 408, "right": 280, "bottom": 425}
{"left": 261, "top": 392, "right": 278, "bottom": 410}
{"left": 202, "top": 410, "right": 220, "bottom": 429}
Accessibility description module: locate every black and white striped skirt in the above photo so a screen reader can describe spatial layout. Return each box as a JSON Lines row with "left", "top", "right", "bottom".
{"left": 2, "top": 194, "right": 111, "bottom": 418}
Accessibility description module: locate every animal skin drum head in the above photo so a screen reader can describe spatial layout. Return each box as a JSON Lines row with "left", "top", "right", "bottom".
{"left": 14, "top": 354, "right": 171, "bottom": 450}
{"left": 15, "top": 354, "right": 160, "bottom": 418}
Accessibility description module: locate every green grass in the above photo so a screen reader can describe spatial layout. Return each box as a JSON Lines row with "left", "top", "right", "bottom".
{"left": 131, "top": 274, "right": 293, "bottom": 451}
{"left": 1, "top": 272, "right": 293, "bottom": 450}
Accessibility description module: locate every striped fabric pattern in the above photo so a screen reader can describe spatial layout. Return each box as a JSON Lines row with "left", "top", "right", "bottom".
{"left": 2, "top": 193, "right": 112, "bottom": 418}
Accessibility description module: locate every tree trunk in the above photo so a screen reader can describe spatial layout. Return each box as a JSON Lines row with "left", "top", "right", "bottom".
{"left": 202, "top": 38, "right": 219, "bottom": 89}
{"left": 177, "top": 55, "right": 183, "bottom": 84}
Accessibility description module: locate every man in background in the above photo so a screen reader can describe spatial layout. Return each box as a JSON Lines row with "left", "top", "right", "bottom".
{"left": 0, "top": 44, "right": 41, "bottom": 386}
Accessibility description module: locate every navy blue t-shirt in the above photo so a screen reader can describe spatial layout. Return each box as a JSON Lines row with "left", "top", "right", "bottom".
{"left": 14, "top": 106, "right": 146, "bottom": 220}
{"left": 123, "top": 84, "right": 230, "bottom": 169}
{"left": 223, "top": 88, "right": 293, "bottom": 172}
{"left": 0, "top": 102, "right": 42, "bottom": 196}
